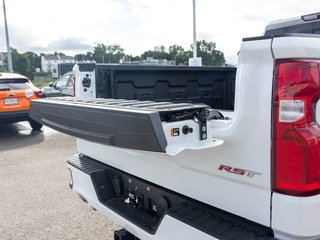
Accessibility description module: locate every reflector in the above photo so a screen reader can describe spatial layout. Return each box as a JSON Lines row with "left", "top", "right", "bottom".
{"left": 279, "top": 100, "right": 304, "bottom": 122}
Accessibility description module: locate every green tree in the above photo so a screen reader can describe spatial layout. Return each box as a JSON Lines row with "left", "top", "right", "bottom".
{"left": 93, "top": 43, "right": 125, "bottom": 63}
{"left": 141, "top": 45, "right": 170, "bottom": 60}
{"left": 10, "top": 48, "right": 33, "bottom": 78}
{"left": 124, "top": 55, "right": 141, "bottom": 62}
{"left": 93, "top": 43, "right": 107, "bottom": 63}
{"left": 74, "top": 52, "right": 94, "bottom": 62}
{"left": 107, "top": 44, "right": 125, "bottom": 63}
{"left": 25, "top": 52, "right": 41, "bottom": 69}
{"left": 53, "top": 51, "right": 66, "bottom": 57}
{"left": 192, "top": 40, "right": 225, "bottom": 66}
{"left": 168, "top": 45, "right": 189, "bottom": 65}
{"left": 74, "top": 54, "right": 86, "bottom": 61}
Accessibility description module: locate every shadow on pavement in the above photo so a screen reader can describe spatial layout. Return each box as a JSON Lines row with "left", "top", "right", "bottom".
{"left": 0, "top": 122, "right": 45, "bottom": 151}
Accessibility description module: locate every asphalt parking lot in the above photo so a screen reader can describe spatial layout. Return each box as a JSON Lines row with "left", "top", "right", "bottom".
{"left": 0, "top": 122, "right": 119, "bottom": 240}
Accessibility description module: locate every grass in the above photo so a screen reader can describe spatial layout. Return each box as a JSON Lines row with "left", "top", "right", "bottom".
{"left": 32, "top": 80, "right": 53, "bottom": 88}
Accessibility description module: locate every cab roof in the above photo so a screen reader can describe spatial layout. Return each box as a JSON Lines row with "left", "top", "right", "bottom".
{"left": 265, "top": 12, "right": 320, "bottom": 36}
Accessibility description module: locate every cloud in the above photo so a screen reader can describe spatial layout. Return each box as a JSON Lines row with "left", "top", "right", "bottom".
{"left": 0, "top": 0, "right": 319, "bottom": 58}
{"left": 48, "top": 38, "right": 94, "bottom": 51}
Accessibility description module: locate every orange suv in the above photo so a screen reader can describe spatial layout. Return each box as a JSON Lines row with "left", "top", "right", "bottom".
{"left": 0, "top": 72, "right": 44, "bottom": 130}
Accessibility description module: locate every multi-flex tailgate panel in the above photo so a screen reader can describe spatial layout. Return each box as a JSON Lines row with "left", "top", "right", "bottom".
{"left": 29, "top": 97, "right": 208, "bottom": 153}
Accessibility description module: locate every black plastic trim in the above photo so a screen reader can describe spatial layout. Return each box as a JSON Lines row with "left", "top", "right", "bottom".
{"left": 68, "top": 154, "right": 275, "bottom": 239}
{"left": 29, "top": 98, "right": 168, "bottom": 152}
{"left": 271, "top": 33, "right": 320, "bottom": 38}
{"left": 91, "top": 64, "right": 236, "bottom": 110}
{"left": 243, "top": 33, "right": 320, "bottom": 42}
{"left": 242, "top": 36, "right": 273, "bottom": 42}
{"left": 78, "top": 63, "right": 96, "bottom": 72}
{"left": 0, "top": 110, "right": 29, "bottom": 123}
{"left": 58, "top": 63, "right": 75, "bottom": 77}
{"left": 169, "top": 203, "right": 274, "bottom": 240}
{"left": 29, "top": 97, "right": 208, "bottom": 152}
{"left": 95, "top": 64, "right": 235, "bottom": 72}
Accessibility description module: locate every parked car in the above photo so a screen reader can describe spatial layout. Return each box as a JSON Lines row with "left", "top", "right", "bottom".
{"left": 0, "top": 72, "right": 43, "bottom": 130}
{"left": 41, "top": 72, "right": 74, "bottom": 97}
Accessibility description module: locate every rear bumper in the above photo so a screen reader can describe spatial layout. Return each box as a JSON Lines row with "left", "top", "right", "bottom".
{"left": 0, "top": 110, "right": 29, "bottom": 123}
{"left": 272, "top": 193, "right": 320, "bottom": 239}
{"left": 67, "top": 153, "right": 274, "bottom": 240}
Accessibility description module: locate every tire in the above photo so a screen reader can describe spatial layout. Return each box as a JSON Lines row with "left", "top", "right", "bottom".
{"left": 29, "top": 119, "right": 43, "bottom": 131}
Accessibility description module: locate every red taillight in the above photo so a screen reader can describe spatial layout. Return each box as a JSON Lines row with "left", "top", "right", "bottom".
{"left": 72, "top": 75, "right": 75, "bottom": 97}
{"left": 34, "top": 90, "right": 44, "bottom": 98}
{"left": 272, "top": 59, "right": 320, "bottom": 196}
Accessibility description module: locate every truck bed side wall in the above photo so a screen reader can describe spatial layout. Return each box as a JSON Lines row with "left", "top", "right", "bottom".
{"left": 95, "top": 65, "right": 236, "bottom": 110}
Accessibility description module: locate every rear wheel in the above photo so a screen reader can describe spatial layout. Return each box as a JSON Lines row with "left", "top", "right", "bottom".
{"left": 29, "top": 119, "right": 43, "bottom": 131}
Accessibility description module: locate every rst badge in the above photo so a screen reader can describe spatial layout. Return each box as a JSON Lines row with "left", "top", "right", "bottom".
{"left": 218, "top": 165, "right": 261, "bottom": 178}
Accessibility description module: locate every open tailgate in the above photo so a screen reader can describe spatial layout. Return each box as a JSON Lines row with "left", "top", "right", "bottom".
{"left": 29, "top": 97, "right": 209, "bottom": 152}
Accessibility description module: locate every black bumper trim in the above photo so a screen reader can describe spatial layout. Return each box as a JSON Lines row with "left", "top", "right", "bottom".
{"left": 0, "top": 110, "right": 29, "bottom": 123}
{"left": 68, "top": 154, "right": 275, "bottom": 239}
{"left": 169, "top": 202, "right": 274, "bottom": 240}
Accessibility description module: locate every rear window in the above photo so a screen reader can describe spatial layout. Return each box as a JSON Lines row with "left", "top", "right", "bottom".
{"left": 265, "top": 18, "right": 320, "bottom": 36}
{"left": 0, "top": 78, "right": 32, "bottom": 91}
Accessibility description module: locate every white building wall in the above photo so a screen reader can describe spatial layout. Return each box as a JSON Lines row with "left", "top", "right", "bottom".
{"left": 41, "top": 56, "right": 75, "bottom": 73}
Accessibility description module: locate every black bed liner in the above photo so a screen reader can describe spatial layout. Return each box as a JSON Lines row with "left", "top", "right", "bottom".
{"left": 29, "top": 97, "right": 208, "bottom": 152}
{"left": 88, "top": 64, "right": 236, "bottom": 110}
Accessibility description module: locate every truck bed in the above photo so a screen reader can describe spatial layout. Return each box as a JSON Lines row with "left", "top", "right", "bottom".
{"left": 77, "top": 64, "right": 236, "bottom": 110}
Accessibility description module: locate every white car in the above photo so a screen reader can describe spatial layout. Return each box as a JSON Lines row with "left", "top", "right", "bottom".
{"left": 42, "top": 72, "right": 74, "bottom": 97}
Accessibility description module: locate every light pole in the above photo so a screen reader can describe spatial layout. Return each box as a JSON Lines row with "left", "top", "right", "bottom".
{"left": 192, "top": 0, "right": 197, "bottom": 59}
{"left": 3, "top": 0, "right": 13, "bottom": 72}
{"left": 189, "top": 0, "right": 201, "bottom": 66}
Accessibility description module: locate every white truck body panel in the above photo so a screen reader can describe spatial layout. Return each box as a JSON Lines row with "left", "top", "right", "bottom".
{"left": 269, "top": 35, "right": 320, "bottom": 240}
{"left": 162, "top": 119, "right": 224, "bottom": 155}
{"left": 272, "top": 36, "right": 320, "bottom": 59}
{"left": 74, "top": 65, "right": 96, "bottom": 98}
{"left": 76, "top": 37, "right": 275, "bottom": 227}
{"left": 272, "top": 193, "right": 320, "bottom": 240}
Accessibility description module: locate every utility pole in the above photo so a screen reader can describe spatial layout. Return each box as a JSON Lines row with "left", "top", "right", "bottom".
{"left": 189, "top": 0, "right": 201, "bottom": 66}
{"left": 3, "top": 0, "right": 13, "bottom": 72}
{"left": 192, "top": 0, "right": 197, "bottom": 58}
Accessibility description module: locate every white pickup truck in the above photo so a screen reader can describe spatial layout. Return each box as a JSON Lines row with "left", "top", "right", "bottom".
{"left": 30, "top": 13, "right": 320, "bottom": 240}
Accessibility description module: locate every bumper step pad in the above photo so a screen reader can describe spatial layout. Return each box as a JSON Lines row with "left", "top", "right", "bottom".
{"left": 68, "top": 154, "right": 275, "bottom": 239}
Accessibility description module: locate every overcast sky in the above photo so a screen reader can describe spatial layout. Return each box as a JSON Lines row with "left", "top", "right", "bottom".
{"left": 0, "top": 0, "right": 319, "bottom": 63}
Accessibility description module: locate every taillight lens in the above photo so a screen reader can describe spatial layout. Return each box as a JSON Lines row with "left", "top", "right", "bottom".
{"left": 34, "top": 90, "right": 44, "bottom": 98}
{"left": 72, "top": 75, "right": 75, "bottom": 97}
{"left": 272, "top": 60, "right": 320, "bottom": 196}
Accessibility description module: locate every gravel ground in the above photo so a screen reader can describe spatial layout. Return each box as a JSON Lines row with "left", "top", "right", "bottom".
{"left": 0, "top": 122, "right": 119, "bottom": 240}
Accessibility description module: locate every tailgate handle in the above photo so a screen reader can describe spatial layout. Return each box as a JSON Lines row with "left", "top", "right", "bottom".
{"left": 82, "top": 77, "right": 91, "bottom": 88}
